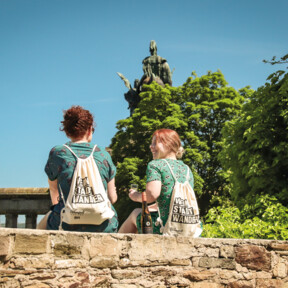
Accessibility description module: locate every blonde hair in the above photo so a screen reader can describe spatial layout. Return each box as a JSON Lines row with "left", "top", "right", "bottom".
{"left": 152, "top": 129, "right": 185, "bottom": 159}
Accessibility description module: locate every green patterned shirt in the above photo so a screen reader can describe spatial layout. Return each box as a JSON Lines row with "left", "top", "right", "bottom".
{"left": 137, "top": 158, "right": 194, "bottom": 234}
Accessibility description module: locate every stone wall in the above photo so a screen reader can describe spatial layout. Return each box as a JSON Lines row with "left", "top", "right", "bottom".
{"left": 1, "top": 228, "right": 288, "bottom": 288}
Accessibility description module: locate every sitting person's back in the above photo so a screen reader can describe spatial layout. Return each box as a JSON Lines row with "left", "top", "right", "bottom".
{"left": 37, "top": 105, "right": 118, "bottom": 232}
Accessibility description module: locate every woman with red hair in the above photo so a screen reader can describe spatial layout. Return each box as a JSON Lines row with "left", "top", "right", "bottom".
{"left": 38, "top": 106, "right": 118, "bottom": 232}
{"left": 119, "top": 129, "right": 200, "bottom": 234}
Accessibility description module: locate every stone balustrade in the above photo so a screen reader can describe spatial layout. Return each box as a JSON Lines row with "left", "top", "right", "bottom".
{"left": 1, "top": 228, "right": 288, "bottom": 287}
{"left": 0, "top": 188, "right": 51, "bottom": 229}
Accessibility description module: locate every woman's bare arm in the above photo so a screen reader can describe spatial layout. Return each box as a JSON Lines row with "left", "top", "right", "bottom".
{"left": 107, "top": 178, "right": 118, "bottom": 204}
{"left": 48, "top": 179, "right": 59, "bottom": 205}
{"left": 129, "top": 180, "right": 161, "bottom": 203}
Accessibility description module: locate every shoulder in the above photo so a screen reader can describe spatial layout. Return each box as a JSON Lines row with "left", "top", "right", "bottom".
{"left": 93, "top": 145, "right": 112, "bottom": 159}
{"left": 142, "top": 56, "right": 150, "bottom": 64}
{"left": 48, "top": 145, "right": 67, "bottom": 157}
{"left": 93, "top": 145, "right": 115, "bottom": 167}
{"left": 156, "top": 55, "right": 167, "bottom": 63}
{"left": 148, "top": 159, "right": 166, "bottom": 168}
{"left": 147, "top": 159, "right": 168, "bottom": 173}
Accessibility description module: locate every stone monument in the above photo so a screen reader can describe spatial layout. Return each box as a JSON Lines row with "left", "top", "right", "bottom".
{"left": 118, "top": 40, "right": 172, "bottom": 116}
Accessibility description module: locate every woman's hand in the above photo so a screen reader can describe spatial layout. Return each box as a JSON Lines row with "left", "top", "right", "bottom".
{"left": 128, "top": 189, "right": 142, "bottom": 203}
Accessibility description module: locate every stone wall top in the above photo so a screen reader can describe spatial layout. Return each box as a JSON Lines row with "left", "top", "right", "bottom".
{"left": 1, "top": 228, "right": 288, "bottom": 287}
{"left": 0, "top": 188, "right": 49, "bottom": 195}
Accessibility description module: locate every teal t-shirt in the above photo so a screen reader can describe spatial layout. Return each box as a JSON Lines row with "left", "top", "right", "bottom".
{"left": 137, "top": 159, "right": 194, "bottom": 234}
{"left": 45, "top": 142, "right": 118, "bottom": 232}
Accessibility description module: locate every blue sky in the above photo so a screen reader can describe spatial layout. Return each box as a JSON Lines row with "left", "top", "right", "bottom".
{"left": 0, "top": 0, "right": 287, "bottom": 189}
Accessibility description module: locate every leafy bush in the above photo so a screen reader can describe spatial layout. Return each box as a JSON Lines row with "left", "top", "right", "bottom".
{"left": 202, "top": 195, "right": 288, "bottom": 240}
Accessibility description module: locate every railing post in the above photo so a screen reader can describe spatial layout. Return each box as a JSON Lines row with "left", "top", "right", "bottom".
{"left": 25, "top": 214, "right": 37, "bottom": 229}
{"left": 6, "top": 213, "right": 18, "bottom": 228}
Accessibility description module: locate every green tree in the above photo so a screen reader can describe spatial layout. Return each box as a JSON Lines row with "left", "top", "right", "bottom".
{"left": 220, "top": 69, "right": 288, "bottom": 206}
{"left": 110, "top": 71, "right": 247, "bottom": 223}
{"left": 179, "top": 71, "right": 249, "bottom": 212}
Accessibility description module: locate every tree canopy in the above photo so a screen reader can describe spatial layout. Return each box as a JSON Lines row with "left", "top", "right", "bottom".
{"left": 110, "top": 71, "right": 248, "bottom": 223}
{"left": 220, "top": 69, "right": 288, "bottom": 206}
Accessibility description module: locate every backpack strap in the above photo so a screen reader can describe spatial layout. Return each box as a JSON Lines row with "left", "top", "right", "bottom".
{"left": 163, "top": 159, "right": 176, "bottom": 181}
{"left": 155, "top": 159, "right": 190, "bottom": 233}
{"left": 163, "top": 159, "right": 190, "bottom": 182}
{"left": 63, "top": 144, "right": 98, "bottom": 159}
{"left": 155, "top": 159, "right": 177, "bottom": 233}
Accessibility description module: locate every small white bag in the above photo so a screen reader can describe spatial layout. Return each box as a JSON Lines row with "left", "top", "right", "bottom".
{"left": 156, "top": 160, "right": 202, "bottom": 237}
{"left": 59, "top": 145, "right": 114, "bottom": 229}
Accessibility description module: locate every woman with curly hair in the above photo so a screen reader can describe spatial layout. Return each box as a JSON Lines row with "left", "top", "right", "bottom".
{"left": 37, "top": 106, "right": 118, "bottom": 232}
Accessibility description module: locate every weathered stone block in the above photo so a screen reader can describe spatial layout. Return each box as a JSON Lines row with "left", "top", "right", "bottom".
{"left": 269, "top": 243, "right": 288, "bottom": 251}
{"left": 242, "top": 272, "right": 254, "bottom": 280}
{"left": 255, "top": 270, "right": 271, "bottom": 279}
{"left": 165, "top": 275, "right": 191, "bottom": 286}
{"left": 54, "top": 259, "right": 87, "bottom": 269}
{"left": 219, "top": 270, "right": 242, "bottom": 281}
{"left": 183, "top": 269, "right": 215, "bottom": 281}
{"left": 0, "top": 279, "right": 21, "bottom": 288}
{"left": 128, "top": 235, "right": 196, "bottom": 263}
{"left": 93, "top": 276, "right": 110, "bottom": 287}
{"left": 227, "top": 280, "right": 254, "bottom": 288}
{"left": 89, "top": 235, "right": 122, "bottom": 259}
{"left": 199, "top": 257, "right": 236, "bottom": 270}
{"left": 189, "top": 283, "right": 224, "bottom": 288}
{"left": 220, "top": 245, "right": 235, "bottom": 259}
{"left": 90, "top": 257, "right": 118, "bottom": 269}
{"left": 273, "top": 262, "right": 287, "bottom": 278}
{"left": 14, "top": 234, "right": 48, "bottom": 254}
{"left": 235, "top": 245, "right": 271, "bottom": 272}
{"left": 256, "top": 278, "right": 285, "bottom": 288}
{"left": 111, "top": 285, "right": 137, "bottom": 288}
{"left": 169, "top": 258, "right": 191, "bottom": 266}
{"left": 51, "top": 233, "right": 85, "bottom": 258}
{"left": 54, "top": 243, "right": 81, "bottom": 257}
{"left": 0, "top": 236, "right": 10, "bottom": 258}
{"left": 29, "top": 273, "right": 56, "bottom": 281}
{"left": 148, "top": 267, "right": 177, "bottom": 277}
{"left": 197, "top": 247, "right": 219, "bottom": 257}
{"left": 0, "top": 269, "right": 37, "bottom": 277}
{"left": 18, "top": 284, "right": 51, "bottom": 288}
{"left": 111, "top": 269, "right": 142, "bottom": 280}
{"left": 9, "top": 255, "right": 53, "bottom": 269}
{"left": 75, "top": 271, "right": 90, "bottom": 286}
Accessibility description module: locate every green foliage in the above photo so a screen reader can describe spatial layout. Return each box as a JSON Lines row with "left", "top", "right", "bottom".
{"left": 263, "top": 53, "right": 288, "bottom": 68}
{"left": 202, "top": 195, "right": 288, "bottom": 240}
{"left": 111, "top": 71, "right": 248, "bottom": 222}
{"left": 179, "top": 71, "right": 249, "bottom": 212}
{"left": 220, "top": 69, "right": 288, "bottom": 206}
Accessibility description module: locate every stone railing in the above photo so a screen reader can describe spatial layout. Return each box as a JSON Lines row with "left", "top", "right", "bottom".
{"left": 1, "top": 228, "right": 288, "bottom": 288}
{"left": 0, "top": 188, "right": 51, "bottom": 229}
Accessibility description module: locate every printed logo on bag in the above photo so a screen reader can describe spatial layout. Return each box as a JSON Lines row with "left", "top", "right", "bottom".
{"left": 171, "top": 197, "right": 200, "bottom": 224}
{"left": 72, "top": 176, "right": 105, "bottom": 204}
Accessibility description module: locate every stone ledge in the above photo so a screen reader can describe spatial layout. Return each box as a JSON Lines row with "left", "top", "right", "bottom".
{"left": 0, "top": 188, "right": 49, "bottom": 195}
{"left": 1, "top": 228, "right": 288, "bottom": 288}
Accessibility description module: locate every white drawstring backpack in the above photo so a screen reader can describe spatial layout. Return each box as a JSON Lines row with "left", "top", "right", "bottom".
{"left": 59, "top": 144, "right": 114, "bottom": 230}
{"left": 156, "top": 159, "right": 202, "bottom": 237}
